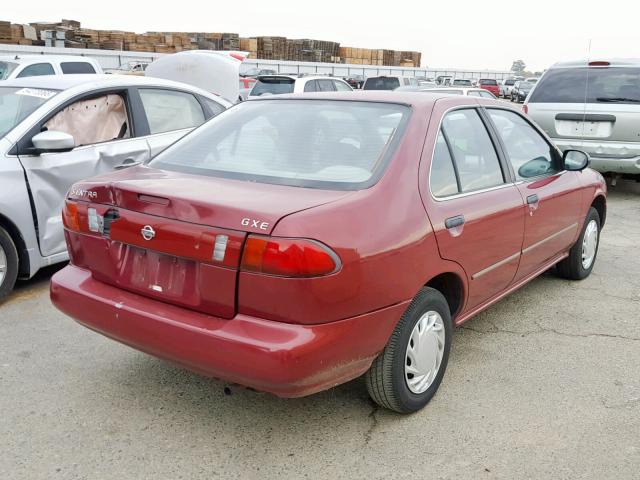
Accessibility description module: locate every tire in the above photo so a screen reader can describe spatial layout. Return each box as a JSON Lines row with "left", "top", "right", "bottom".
{"left": 0, "top": 226, "right": 19, "bottom": 303}
{"left": 365, "top": 287, "right": 452, "bottom": 413}
{"left": 556, "top": 207, "right": 601, "bottom": 280}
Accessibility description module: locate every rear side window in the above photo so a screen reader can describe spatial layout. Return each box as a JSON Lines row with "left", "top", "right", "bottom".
{"left": 60, "top": 62, "right": 96, "bottom": 74}
{"left": 430, "top": 131, "right": 459, "bottom": 197}
{"left": 202, "top": 97, "right": 225, "bottom": 117}
{"left": 528, "top": 67, "right": 640, "bottom": 104}
{"left": 16, "top": 63, "right": 55, "bottom": 78}
{"left": 487, "top": 109, "right": 558, "bottom": 180}
{"left": 251, "top": 77, "right": 295, "bottom": 96}
{"left": 0, "top": 61, "right": 18, "bottom": 80}
{"left": 317, "top": 79, "right": 335, "bottom": 92}
{"left": 334, "top": 80, "right": 352, "bottom": 91}
{"left": 479, "top": 91, "right": 495, "bottom": 99}
{"left": 149, "top": 100, "right": 410, "bottom": 190}
{"left": 441, "top": 109, "right": 504, "bottom": 193}
{"left": 304, "top": 80, "right": 318, "bottom": 92}
{"left": 139, "top": 89, "right": 205, "bottom": 134}
{"left": 363, "top": 77, "right": 400, "bottom": 90}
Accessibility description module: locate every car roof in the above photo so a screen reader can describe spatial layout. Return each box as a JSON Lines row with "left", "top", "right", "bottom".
{"left": 0, "top": 54, "right": 98, "bottom": 65}
{"left": 550, "top": 58, "right": 640, "bottom": 69}
{"left": 248, "top": 90, "right": 490, "bottom": 108}
{"left": 0, "top": 73, "right": 206, "bottom": 91}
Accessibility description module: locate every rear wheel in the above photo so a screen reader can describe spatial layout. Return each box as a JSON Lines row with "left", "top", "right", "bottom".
{"left": 556, "top": 207, "right": 601, "bottom": 280}
{"left": 0, "top": 226, "right": 19, "bottom": 303}
{"left": 365, "top": 287, "right": 452, "bottom": 413}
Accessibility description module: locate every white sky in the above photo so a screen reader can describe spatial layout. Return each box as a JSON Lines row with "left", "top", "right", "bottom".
{"left": 9, "top": 1, "right": 640, "bottom": 71}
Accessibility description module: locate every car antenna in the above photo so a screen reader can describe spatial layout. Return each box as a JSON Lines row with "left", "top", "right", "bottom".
{"left": 580, "top": 39, "right": 592, "bottom": 150}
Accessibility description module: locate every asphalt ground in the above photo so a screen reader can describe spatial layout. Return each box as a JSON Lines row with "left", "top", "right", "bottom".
{"left": 1, "top": 180, "right": 638, "bottom": 480}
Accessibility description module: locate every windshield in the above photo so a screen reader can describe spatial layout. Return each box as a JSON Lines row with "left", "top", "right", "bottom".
{"left": 0, "top": 87, "right": 58, "bottom": 137}
{"left": 149, "top": 100, "right": 410, "bottom": 190}
{"left": 520, "top": 83, "right": 533, "bottom": 90}
{"left": 0, "top": 61, "right": 18, "bottom": 80}
{"left": 250, "top": 77, "right": 295, "bottom": 96}
{"left": 528, "top": 67, "right": 640, "bottom": 104}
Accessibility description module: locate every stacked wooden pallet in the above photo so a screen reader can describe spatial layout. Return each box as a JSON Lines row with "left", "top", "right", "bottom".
{"left": 1, "top": 18, "right": 423, "bottom": 67}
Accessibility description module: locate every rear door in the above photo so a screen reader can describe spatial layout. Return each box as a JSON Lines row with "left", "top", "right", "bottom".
{"left": 485, "top": 108, "right": 582, "bottom": 281}
{"left": 424, "top": 106, "right": 525, "bottom": 310}
{"left": 17, "top": 88, "right": 150, "bottom": 257}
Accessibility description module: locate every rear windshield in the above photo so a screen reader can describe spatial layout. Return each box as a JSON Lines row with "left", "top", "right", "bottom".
{"left": 504, "top": 79, "right": 515, "bottom": 86}
{"left": 453, "top": 79, "right": 471, "bottom": 85}
{"left": 149, "top": 100, "right": 410, "bottom": 190}
{"left": 528, "top": 67, "right": 640, "bottom": 104}
{"left": 479, "top": 79, "right": 498, "bottom": 85}
{"left": 0, "top": 61, "right": 18, "bottom": 80}
{"left": 60, "top": 62, "right": 96, "bottom": 74}
{"left": 0, "top": 86, "right": 58, "bottom": 137}
{"left": 363, "top": 77, "right": 401, "bottom": 90}
{"left": 250, "top": 77, "right": 295, "bottom": 96}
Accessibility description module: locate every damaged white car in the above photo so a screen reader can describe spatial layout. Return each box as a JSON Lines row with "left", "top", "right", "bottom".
{"left": 0, "top": 74, "right": 230, "bottom": 300}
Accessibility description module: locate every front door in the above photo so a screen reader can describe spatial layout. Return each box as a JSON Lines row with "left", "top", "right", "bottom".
{"left": 485, "top": 108, "right": 582, "bottom": 281}
{"left": 18, "top": 91, "right": 150, "bottom": 257}
{"left": 424, "top": 106, "right": 525, "bottom": 310}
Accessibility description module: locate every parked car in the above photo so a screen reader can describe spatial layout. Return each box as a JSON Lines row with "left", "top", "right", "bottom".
{"left": 435, "top": 75, "right": 453, "bottom": 85}
{"left": 0, "top": 55, "right": 102, "bottom": 80}
{"left": 419, "top": 87, "right": 497, "bottom": 98}
{"left": 362, "top": 75, "right": 418, "bottom": 90}
{"left": 478, "top": 78, "right": 500, "bottom": 96}
{"left": 240, "top": 68, "right": 277, "bottom": 78}
{"left": 418, "top": 79, "right": 437, "bottom": 88}
{"left": 0, "top": 74, "right": 231, "bottom": 301}
{"left": 51, "top": 91, "right": 606, "bottom": 413}
{"left": 249, "top": 74, "right": 353, "bottom": 96}
{"left": 452, "top": 78, "right": 473, "bottom": 87}
{"left": 344, "top": 74, "right": 365, "bottom": 89}
{"left": 104, "top": 61, "right": 149, "bottom": 75}
{"left": 511, "top": 80, "right": 533, "bottom": 102}
{"left": 525, "top": 59, "right": 640, "bottom": 177}
{"left": 500, "top": 78, "right": 517, "bottom": 98}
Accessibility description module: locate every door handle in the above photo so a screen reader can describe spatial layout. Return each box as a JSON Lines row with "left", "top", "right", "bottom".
{"left": 527, "top": 194, "right": 539, "bottom": 205}
{"left": 445, "top": 215, "right": 465, "bottom": 229}
{"left": 115, "top": 158, "right": 142, "bottom": 170}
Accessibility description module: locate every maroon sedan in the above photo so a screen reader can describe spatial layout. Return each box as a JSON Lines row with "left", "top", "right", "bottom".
{"left": 51, "top": 92, "right": 606, "bottom": 413}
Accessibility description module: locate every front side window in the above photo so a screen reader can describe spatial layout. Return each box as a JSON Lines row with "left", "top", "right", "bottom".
{"left": 487, "top": 109, "right": 558, "bottom": 180}
{"left": 139, "top": 89, "right": 205, "bottom": 135}
{"left": 317, "top": 79, "right": 335, "bottom": 92}
{"left": 60, "top": 62, "right": 96, "bottom": 74}
{"left": 17, "top": 63, "right": 55, "bottom": 78}
{"left": 44, "top": 93, "right": 130, "bottom": 146}
{"left": 441, "top": 109, "right": 504, "bottom": 192}
{"left": 149, "top": 100, "right": 410, "bottom": 190}
{"left": 304, "top": 80, "right": 318, "bottom": 92}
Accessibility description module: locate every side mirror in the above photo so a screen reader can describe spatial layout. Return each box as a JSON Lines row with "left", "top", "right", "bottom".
{"left": 31, "top": 131, "right": 75, "bottom": 153}
{"left": 518, "top": 156, "right": 553, "bottom": 178}
{"left": 563, "top": 149, "right": 590, "bottom": 171}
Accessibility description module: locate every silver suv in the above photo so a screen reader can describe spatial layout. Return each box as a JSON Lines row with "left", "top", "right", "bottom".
{"left": 525, "top": 59, "right": 640, "bottom": 176}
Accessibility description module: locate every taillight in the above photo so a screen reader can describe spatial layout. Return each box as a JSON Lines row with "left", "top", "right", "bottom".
{"left": 62, "top": 200, "right": 81, "bottom": 231}
{"left": 589, "top": 61, "right": 610, "bottom": 67}
{"left": 522, "top": 104, "right": 528, "bottom": 114}
{"left": 241, "top": 235, "right": 340, "bottom": 277}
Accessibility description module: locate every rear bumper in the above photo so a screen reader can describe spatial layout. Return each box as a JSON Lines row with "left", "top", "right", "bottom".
{"left": 50, "top": 265, "right": 408, "bottom": 397}
{"left": 553, "top": 139, "right": 640, "bottom": 174}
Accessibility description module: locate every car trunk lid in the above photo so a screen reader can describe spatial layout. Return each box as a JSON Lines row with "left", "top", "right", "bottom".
{"left": 66, "top": 166, "right": 352, "bottom": 318}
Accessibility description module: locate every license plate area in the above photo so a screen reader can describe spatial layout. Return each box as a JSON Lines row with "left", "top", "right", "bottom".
{"left": 556, "top": 120, "right": 612, "bottom": 138}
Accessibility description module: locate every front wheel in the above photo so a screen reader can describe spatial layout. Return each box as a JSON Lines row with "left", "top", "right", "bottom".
{"left": 556, "top": 207, "right": 601, "bottom": 280}
{"left": 0, "top": 226, "right": 19, "bottom": 303}
{"left": 365, "top": 287, "right": 452, "bottom": 413}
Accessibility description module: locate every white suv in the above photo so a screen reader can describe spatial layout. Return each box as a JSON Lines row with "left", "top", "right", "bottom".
{"left": 0, "top": 55, "right": 102, "bottom": 80}
{"left": 249, "top": 74, "right": 353, "bottom": 97}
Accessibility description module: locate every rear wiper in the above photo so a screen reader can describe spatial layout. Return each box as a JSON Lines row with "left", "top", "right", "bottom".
{"left": 596, "top": 97, "right": 640, "bottom": 103}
